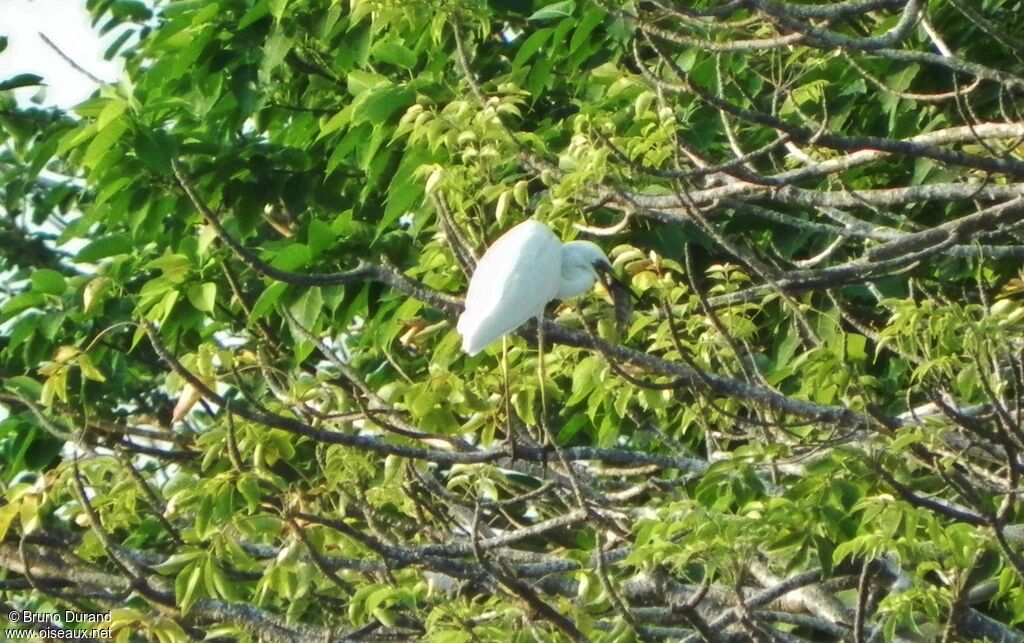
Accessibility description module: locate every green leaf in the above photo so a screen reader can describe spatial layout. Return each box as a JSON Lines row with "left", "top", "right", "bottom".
{"left": 352, "top": 86, "right": 415, "bottom": 126}
{"left": 347, "top": 70, "right": 387, "bottom": 96}
{"left": 83, "top": 277, "right": 112, "bottom": 313}
{"left": 111, "top": 0, "right": 151, "bottom": 20}
{"left": 76, "top": 235, "right": 133, "bottom": 262}
{"left": 528, "top": 0, "right": 575, "bottom": 21}
{"left": 845, "top": 334, "right": 867, "bottom": 362}
{"left": 195, "top": 495, "right": 213, "bottom": 537}
{"left": 187, "top": 282, "right": 217, "bottom": 312}
{"left": 237, "top": 475, "right": 262, "bottom": 509}
{"left": 270, "top": 244, "right": 312, "bottom": 272}
{"left": 569, "top": 10, "right": 604, "bottom": 53}
{"left": 526, "top": 52, "right": 555, "bottom": 96}
{"left": 0, "top": 73, "right": 44, "bottom": 91}
{"left": 97, "top": 99, "right": 128, "bottom": 130}
{"left": 152, "top": 551, "right": 204, "bottom": 575}
{"left": 146, "top": 289, "right": 180, "bottom": 323}
{"left": 268, "top": 0, "right": 288, "bottom": 20}
{"left": 260, "top": 31, "right": 294, "bottom": 83}
{"left": 383, "top": 149, "right": 432, "bottom": 228}
{"left": 83, "top": 116, "right": 128, "bottom": 169}
{"left": 319, "top": 105, "right": 353, "bottom": 139}
{"left": 147, "top": 254, "right": 191, "bottom": 283}
{"left": 371, "top": 41, "right": 417, "bottom": 69}
{"left": 556, "top": 414, "right": 587, "bottom": 444}
{"left": 307, "top": 219, "right": 337, "bottom": 259}
{"left": 104, "top": 28, "right": 135, "bottom": 60}
{"left": 31, "top": 270, "right": 67, "bottom": 296}
{"left": 4, "top": 376, "right": 43, "bottom": 400}
{"left": 0, "top": 503, "right": 19, "bottom": 544}
{"left": 288, "top": 287, "right": 323, "bottom": 333}
{"left": 512, "top": 28, "right": 553, "bottom": 70}
{"left": 568, "top": 355, "right": 601, "bottom": 405}
{"left": 887, "top": 63, "right": 920, "bottom": 93}
{"left": 252, "top": 282, "right": 289, "bottom": 320}
{"left": 77, "top": 353, "right": 107, "bottom": 382}
{"left": 176, "top": 563, "right": 204, "bottom": 614}
{"left": 136, "top": 129, "right": 175, "bottom": 174}
{"left": 239, "top": 0, "right": 270, "bottom": 29}
{"left": 365, "top": 585, "right": 394, "bottom": 615}
{"left": 372, "top": 607, "right": 397, "bottom": 627}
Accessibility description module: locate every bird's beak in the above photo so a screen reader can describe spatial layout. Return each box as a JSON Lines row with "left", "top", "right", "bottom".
{"left": 594, "top": 263, "right": 635, "bottom": 332}
{"left": 595, "top": 263, "right": 637, "bottom": 301}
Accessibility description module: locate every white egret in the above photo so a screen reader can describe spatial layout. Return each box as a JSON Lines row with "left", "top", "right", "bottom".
{"left": 457, "top": 219, "right": 621, "bottom": 356}
{"left": 457, "top": 218, "right": 625, "bottom": 450}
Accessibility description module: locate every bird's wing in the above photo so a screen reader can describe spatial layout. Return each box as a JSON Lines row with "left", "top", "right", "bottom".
{"left": 463, "top": 221, "right": 556, "bottom": 313}
{"left": 458, "top": 220, "right": 562, "bottom": 354}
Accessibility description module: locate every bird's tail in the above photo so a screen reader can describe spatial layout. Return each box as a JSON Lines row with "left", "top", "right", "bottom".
{"left": 456, "top": 311, "right": 481, "bottom": 356}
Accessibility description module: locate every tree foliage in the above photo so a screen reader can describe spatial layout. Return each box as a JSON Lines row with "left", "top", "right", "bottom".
{"left": 2, "top": 0, "right": 1024, "bottom": 640}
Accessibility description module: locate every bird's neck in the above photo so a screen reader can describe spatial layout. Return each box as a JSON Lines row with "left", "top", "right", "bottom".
{"left": 557, "top": 263, "right": 597, "bottom": 299}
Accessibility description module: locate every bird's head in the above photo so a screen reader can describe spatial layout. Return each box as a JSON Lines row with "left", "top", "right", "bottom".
{"left": 559, "top": 241, "right": 635, "bottom": 330}
{"left": 561, "top": 240, "right": 611, "bottom": 279}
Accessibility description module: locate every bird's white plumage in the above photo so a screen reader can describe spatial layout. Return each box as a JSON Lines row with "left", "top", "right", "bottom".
{"left": 457, "top": 220, "right": 610, "bottom": 356}
{"left": 458, "top": 220, "right": 562, "bottom": 355}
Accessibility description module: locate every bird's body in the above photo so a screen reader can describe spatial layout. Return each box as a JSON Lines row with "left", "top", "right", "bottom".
{"left": 457, "top": 220, "right": 613, "bottom": 356}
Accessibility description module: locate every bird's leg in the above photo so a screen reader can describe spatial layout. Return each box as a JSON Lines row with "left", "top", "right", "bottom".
{"left": 536, "top": 316, "right": 551, "bottom": 463}
{"left": 501, "top": 335, "right": 517, "bottom": 461}
{"left": 536, "top": 317, "right": 552, "bottom": 473}
{"left": 537, "top": 318, "right": 589, "bottom": 508}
